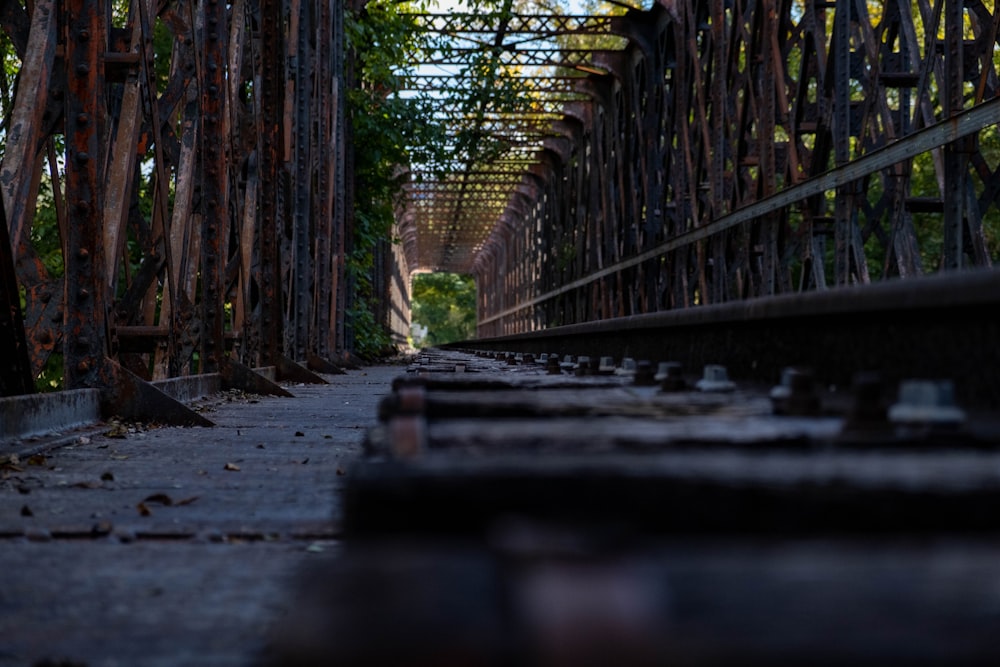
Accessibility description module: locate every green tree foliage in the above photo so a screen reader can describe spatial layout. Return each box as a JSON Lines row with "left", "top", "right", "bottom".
{"left": 345, "top": 0, "right": 534, "bottom": 357}
{"left": 411, "top": 273, "right": 477, "bottom": 346}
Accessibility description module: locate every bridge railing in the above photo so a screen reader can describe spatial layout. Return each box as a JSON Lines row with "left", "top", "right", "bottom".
{"left": 0, "top": 0, "right": 359, "bottom": 411}
{"left": 475, "top": 0, "right": 1000, "bottom": 338}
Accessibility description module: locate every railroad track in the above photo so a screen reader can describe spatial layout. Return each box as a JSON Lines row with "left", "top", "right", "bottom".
{"left": 267, "top": 342, "right": 1000, "bottom": 666}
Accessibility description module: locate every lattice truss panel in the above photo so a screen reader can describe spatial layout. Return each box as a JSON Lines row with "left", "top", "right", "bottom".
{"left": 1, "top": 0, "right": 350, "bottom": 399}
{"left": 396, "top": 7, "right": 630, "bottom": 273}
{"left": 466, "top": 0, "right": 1000, "bottom": 337}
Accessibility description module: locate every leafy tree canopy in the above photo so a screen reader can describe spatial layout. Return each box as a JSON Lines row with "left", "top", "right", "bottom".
{"left": 411, "top": 272, "right": 477, "bottom": 346}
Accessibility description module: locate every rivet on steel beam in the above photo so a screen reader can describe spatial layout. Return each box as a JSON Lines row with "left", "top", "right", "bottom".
{"left": 76, "top": 152, "right": 90, "bottom": 164}
{"left": 39, "top": 330, "right": 54, "bottom": 344}
{"left": 78, "top": 288, "right": 90, "bottom": 300}
{"left": 888, "top": 379, "right": 966, "bottom": 428}
{"left": 657, "top": 361, "right": 687, "bottom": 391}
{"left": 696, "top": 365, "right": 735, "bottom": 392}
{"left": 76, "top": 63, "right": 90, "bottom": 76}
{"left": 40, "top": 291, "right": 52, "bottom": 303}
{"left": 76, "top": 113, "right": 90, "bottom": 125}
{"left": 75, "top": 201, "right": 90, "bottom": 213}
{"left": 633, "top": 360, "right": 656, "bottom": 386}
{"left": 77, "top": 360, "right": 91, "bottom": 373}
{"left": 76, "top": 336, "right": 91, "bottom": 350}
{"left": 78, "top": 29, "right": 90, "bottom": 41}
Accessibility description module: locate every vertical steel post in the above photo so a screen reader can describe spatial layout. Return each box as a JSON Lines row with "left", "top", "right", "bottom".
{"left": 291, "top": 0, "right": 312, "bottom": 360}
{"left": 832, "top": 0, "right": 852, "bottom": 286}
{"left": 198, "top": 0, "right": 229, "bottom": 373}
{"left": 258, "top": 0, "right": 285, "bottom": 365}
{"left": 942, "top": 0, "right": 966, "bottom": 269}
{"left": 63, "top": 0, "right": 108, "bottom": 390}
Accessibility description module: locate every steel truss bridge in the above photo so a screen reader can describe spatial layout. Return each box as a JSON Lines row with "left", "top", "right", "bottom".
{"left": 2, "top": 0, "right": 999, "bottom": 423}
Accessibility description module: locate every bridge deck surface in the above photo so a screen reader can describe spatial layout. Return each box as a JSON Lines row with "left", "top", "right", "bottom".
{"left": 0, "top": 365, "right": 401, "bottom": 667}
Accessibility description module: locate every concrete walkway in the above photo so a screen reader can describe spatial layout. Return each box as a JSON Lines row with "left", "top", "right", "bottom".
{"left": 0, "top": 364, "right": 401, "bottom": 667}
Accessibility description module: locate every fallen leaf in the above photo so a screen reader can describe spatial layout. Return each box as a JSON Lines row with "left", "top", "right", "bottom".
{"left": 143, "top": 493, "right": 173, "bottom": 506}
{"left": 26, "top": 454, "right": 47, "bottom": 466}
{"left": 224, "top": 463, "right": 241, "bottom": 472}
{"left": 71, "top": 480, "right": 103, "bottom": 489}
{"left": 336, "top": 467, "right": 346, "bottom": 476}
{"left": 175, "top": 496, "right": 200, "bottom": 506}
{"left": 1, "top": 454, "right": 23, "bottom": 473}
{"left": 256, "top": 444, "right": 265, "bottom": 449}
{"left": 136, "top": 502, "right": 151, "bottom": 516}
{"left": 301, "top": 458, "right": 309, "bottom": 465}
{"left": 20, "top": 505, "right": 33, "bottom": 517}
{"left": 295, "top": 431, "right": 305, "bottom": 437}
{"left": 105, "top": 423, "right": 129, "bottom": 438}
{"left": 101, "top": 471, "right": 115, "bottom": 482}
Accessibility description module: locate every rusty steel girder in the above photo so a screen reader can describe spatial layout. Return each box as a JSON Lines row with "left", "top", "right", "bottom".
{"left": 0, "top": 0, "right": 350, "bottom": 416}
{"left": 462, "top": 0, "right": 1000, "bottom": 338}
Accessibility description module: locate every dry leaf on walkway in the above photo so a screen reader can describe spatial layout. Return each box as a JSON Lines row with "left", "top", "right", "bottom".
{"left": 143, "top": 493, "right": 174, "bottom": 506}
{"left": 136, "top": 502, "right": 151, "bottom": 516}
{"left": 224, "top": 462, "right": 241, "bottom": 472}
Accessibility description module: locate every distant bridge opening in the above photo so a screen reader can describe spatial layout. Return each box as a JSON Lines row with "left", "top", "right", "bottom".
{"left": 410, "top": 272, "right": 478, "bottom": 348}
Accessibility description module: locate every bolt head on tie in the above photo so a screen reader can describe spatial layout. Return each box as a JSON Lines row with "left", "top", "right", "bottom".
{"left": 598, "top": 356, "right": 616, "bottom": 375}
{"left": 546, "top": 357, "right": 561, "bottom": 374}
{"left": 888, "top": 379, "right": 966, "bottom": 428}
{"left": 770, "top": 367, "right": 820, "bottom": 416}
{"left": 696, "top": 364, "right": 735, "bottom": 392}
{"left": 633, "top": 360, "right": 656, "bottom": 386}
{"left": 659, "top": 362, "right": 686, "bottom": 392}
{"left": 615, "top": 357, "right": 638, "bottom": 376}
